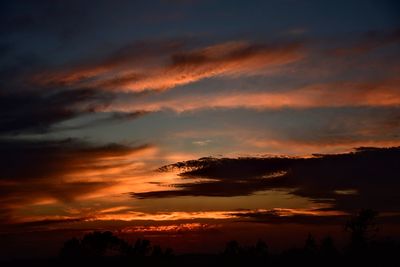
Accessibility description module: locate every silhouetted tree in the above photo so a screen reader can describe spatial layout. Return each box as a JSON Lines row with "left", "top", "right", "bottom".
{"left": 151, "top": 245, "right": 163, "bottom": 257}
{"left": 133, "top": 238, "right": 152, "bottom": 256}
{"left": 224, "top": 240, "right": 241, "bottom": 256}
{"left": 164, "top": 247, "right": 174, "bottom": 257}
{"left": 59, "top": 231, "right": 130, "bottom": 259}
{"left": 80, "top": 231, "right": 124, "bottom": 257}
{"left": 304, "top": 233, "right": 317, "bottom": 254}
{"left": 54, "top": 222, "right": 400, "bottom": 267}
{"left": 345, "top": 209, "right": 379, "bottom": 252}
{"left": 255, "top": 239, "right": 269, "bottom": 257}
{"left": 320, "top": 236, "right": 337, "bottom": 258}
{"left": 59, "top": 237, "right": 81, "bottom": 259}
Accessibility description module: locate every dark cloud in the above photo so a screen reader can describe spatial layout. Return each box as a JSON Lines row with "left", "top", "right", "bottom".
{"left": 133, "top": 147, "right": 400, "bottom": 213}
{"left": 87, "top": 110, "right": 150, "bottom": 126}
{"left": 0, "top": 39, "right": 189, "bottom": 121}
{"left": 0, "top": 138, "right": 148, "bottom": 181}
{"left": 0, "top": 138, "right": 151, "bottom": 225}
{"left": 230, "top": 208, "right": 400, "bottom": 225}
{"left": 54, "top": 111, "right": 150, "bottom": 132}
{"left": 0, "top": 88, "right": 115, "bottom": 135}
{"left": 0, "top": 4, "right": 165, "bottom": 137}
{"left": 232, "top": 209, "right": 347, "bottom": 225}
{"left": 13, "top": 217, "right": 89, "bottom": 228}
{"left": 134, "top": 156, "right": 293, "bottom": 198}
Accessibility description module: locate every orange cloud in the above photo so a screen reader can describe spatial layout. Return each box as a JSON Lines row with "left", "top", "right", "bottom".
{"left": 13, "top": 207, "right": 342, "bottom": 229}
{"left": 108, "top": 78, "right": 400, "bottom": 113}
{"left": 121, "top": 223, "right": 220, "bottom": 233}
{"left": 0, "top": 139, "right": 155, "bottom": 225}
{"left": 32, "top": 40, "right": 303, "bottom": 92}
{"left": 244, "top": 139, "right": 400, "bottom": 156}
{"left": 104, "top": 41, "right": 303, "bottom": 91}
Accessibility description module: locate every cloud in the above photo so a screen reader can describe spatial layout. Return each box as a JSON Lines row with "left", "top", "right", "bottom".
{"left": 122, "top": 223, "right": 220, "bottom": 234}
{"left": 109, "top": 78, "right": 400, "bottom": 113}
{"left": 3, "top": 31, "right": 396, "bottom": 138}
{"left": 0, "top": 138, "right": 152, "bottom": 225}
{"left": 24, "top": 28, "right": 400, "bottom": 96}
{"left": 132, "top": 147, "right": 400, "bottom": 213}
{"left": 230, "top": 208, "right": 347, "bottom": 225}
{"left": 30, "top": 39, "right": 186, "bottom": 87}
{"left": 13, "top": 217, "right": 89, "bottom": 228}
{"left": 8, "top": 208, "right": 346, "bottom": 229}
{"left": 230, "top": 208, "right": 400, "bottom": 225}
{"left": 53, "top": 111, "right": 150, "bottom": 131}
{"left": 0, "top": 88, "right": 115, "bottom": 135}
{"left": 0, "top": 86, "right": 152, "bottom": 136}
{"left": 110, "top": 41, "right": 303, "bottom": 91}
{"left": 31, "top": 40, "right": 304, "bottom": 92}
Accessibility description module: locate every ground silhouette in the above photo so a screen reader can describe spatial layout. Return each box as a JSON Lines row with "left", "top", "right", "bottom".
{"left": 1, "top": 209, "right": 399, "bottom": 266}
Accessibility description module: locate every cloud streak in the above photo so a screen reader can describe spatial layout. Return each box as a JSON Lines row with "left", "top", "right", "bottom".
{"left": 110, "top": 78, "right": 400, "bottom": 113}
{"left": 32, "top": 40, "right": 304, "bottom": 92}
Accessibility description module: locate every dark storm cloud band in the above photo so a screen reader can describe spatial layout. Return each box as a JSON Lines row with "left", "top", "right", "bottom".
{"left": 132, "top": 147, "right": 400, "bottom": 213}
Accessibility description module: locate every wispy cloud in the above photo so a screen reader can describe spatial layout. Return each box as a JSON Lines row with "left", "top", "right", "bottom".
{"left": 31, "top": 40, "right": 304, "bottom": 92}
{"left": 109, "top": 78, "right": 400, "bottom": 113}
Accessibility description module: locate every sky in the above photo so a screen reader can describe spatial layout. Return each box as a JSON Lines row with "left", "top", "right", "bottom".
{"left": 0, "top": 0, "right": 400, "bottom": 259}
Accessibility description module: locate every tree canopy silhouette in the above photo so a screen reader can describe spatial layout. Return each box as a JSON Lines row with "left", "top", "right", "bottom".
{"left": 345, "top": 209, "right": 379, "bottom": 252}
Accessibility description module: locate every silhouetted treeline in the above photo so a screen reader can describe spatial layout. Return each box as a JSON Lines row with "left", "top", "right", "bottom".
{"left": 1, "top": 209, "right": 399, "bottom": 267}
{"left": 60, "top": 231, "right": 173, "bottom": 259}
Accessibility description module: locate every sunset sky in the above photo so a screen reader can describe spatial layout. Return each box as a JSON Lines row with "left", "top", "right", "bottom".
{"left": 1, "top": 0, "right": 400, "bottom": 259}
